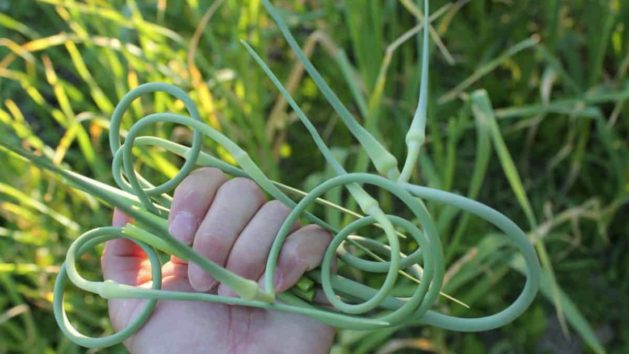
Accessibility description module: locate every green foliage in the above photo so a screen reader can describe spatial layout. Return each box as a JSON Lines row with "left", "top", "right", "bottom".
{"left": 1, "top": 0, "right": 627, "bottom": 353}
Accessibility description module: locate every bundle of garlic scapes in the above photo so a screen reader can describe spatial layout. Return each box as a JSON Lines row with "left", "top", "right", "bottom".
{"left": 0, "top": 0, "right": 541, "bottom": 348}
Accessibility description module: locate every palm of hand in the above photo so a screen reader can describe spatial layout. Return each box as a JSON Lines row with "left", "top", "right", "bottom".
{"left": 108, "top": 264, "right": 333, "bottom": 354}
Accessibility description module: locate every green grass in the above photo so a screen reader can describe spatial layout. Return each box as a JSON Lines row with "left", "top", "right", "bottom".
{"left": 1, "top": 0, "right": 628, "bottom": 353}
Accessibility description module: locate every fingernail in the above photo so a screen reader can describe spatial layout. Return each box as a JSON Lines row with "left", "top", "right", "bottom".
{"left": 169, "top": 212, "right": 195, "bottom": 243}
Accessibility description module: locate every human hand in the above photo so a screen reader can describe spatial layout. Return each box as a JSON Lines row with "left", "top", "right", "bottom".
{"left": 101, "top": 168, "right": 335, "bottom": 354}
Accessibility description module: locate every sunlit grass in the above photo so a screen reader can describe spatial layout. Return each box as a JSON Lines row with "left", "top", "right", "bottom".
{"left": 0, "top": 0, "right": 627, "bottom": 353}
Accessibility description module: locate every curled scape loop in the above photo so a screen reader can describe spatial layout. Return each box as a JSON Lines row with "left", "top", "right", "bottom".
{"left": 52, "top": 83, "right": 541, "bottom": 348}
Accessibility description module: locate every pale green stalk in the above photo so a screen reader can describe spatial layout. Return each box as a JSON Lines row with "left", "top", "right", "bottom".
{"left": 260, "top": 0, "right": 401, "bottom": 180}
{"left": 399, "top": 0, "right": 430, "bottom": 183}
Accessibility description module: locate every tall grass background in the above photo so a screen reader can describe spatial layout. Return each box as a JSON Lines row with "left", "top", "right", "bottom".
{"left": 0, "top": 0, "right": 627, "bottom": 353}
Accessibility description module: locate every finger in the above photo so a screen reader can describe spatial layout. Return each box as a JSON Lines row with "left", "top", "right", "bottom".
{"left": 217, "top": 200, "right": 296, "bottom": 297}
{"left": 189, "top": 177, "right": 265, "bottom": 292}
{"left": 161, "top": 260, "right": 190, "bottom": 281}
{"left": 168, "top": 167, "right": 226, "bottom": 244}
{"left": 101, "top": 208, "right": 147, "bottom": 285}
{"left": 264, "top": 224, "right": 332, "bottom": 293}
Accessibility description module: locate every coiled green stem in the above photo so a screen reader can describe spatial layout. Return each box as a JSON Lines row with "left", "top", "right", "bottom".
{"left": 47, "top": 81, "right": 540, "bottom": 348}
{"left": 43, "top": 0, "right": 541, "bottom": 348}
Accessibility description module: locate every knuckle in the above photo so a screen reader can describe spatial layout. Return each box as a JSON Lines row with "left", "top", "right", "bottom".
{"left": 173, "top": 178, "right": 193, "bottom": 197}
{"left": 301, "top": 224, "right": 332, "bottom": 243}
{"left": 172, "top": 168, "right": 226, "bottom": 210}
{"left": 191, "top": 167, "right": 224, "bottom": 179}
{"left": 176, "top": 168, "right": 223, "bottom": 193}
{"left": 263, "top": 200, "right": 291, "bottom": 216}
{"left": 220, "top": 177, "right": 264, "bottom": 201}
{"left": 282, "top": 240, "right": 306, "bottom": 265}
{"left": 284, "top": 226, "right": 331, "bottom": 270}
{"left": 188, "top": 168, "right": 224, "bottom": 186}
{"left": 221, "top": 177, "right": 249, "bottom": 191}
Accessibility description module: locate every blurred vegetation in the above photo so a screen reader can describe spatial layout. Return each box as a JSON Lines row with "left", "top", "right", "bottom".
{"left": 0, "top": 0, "right": 627, "bottom": 353}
